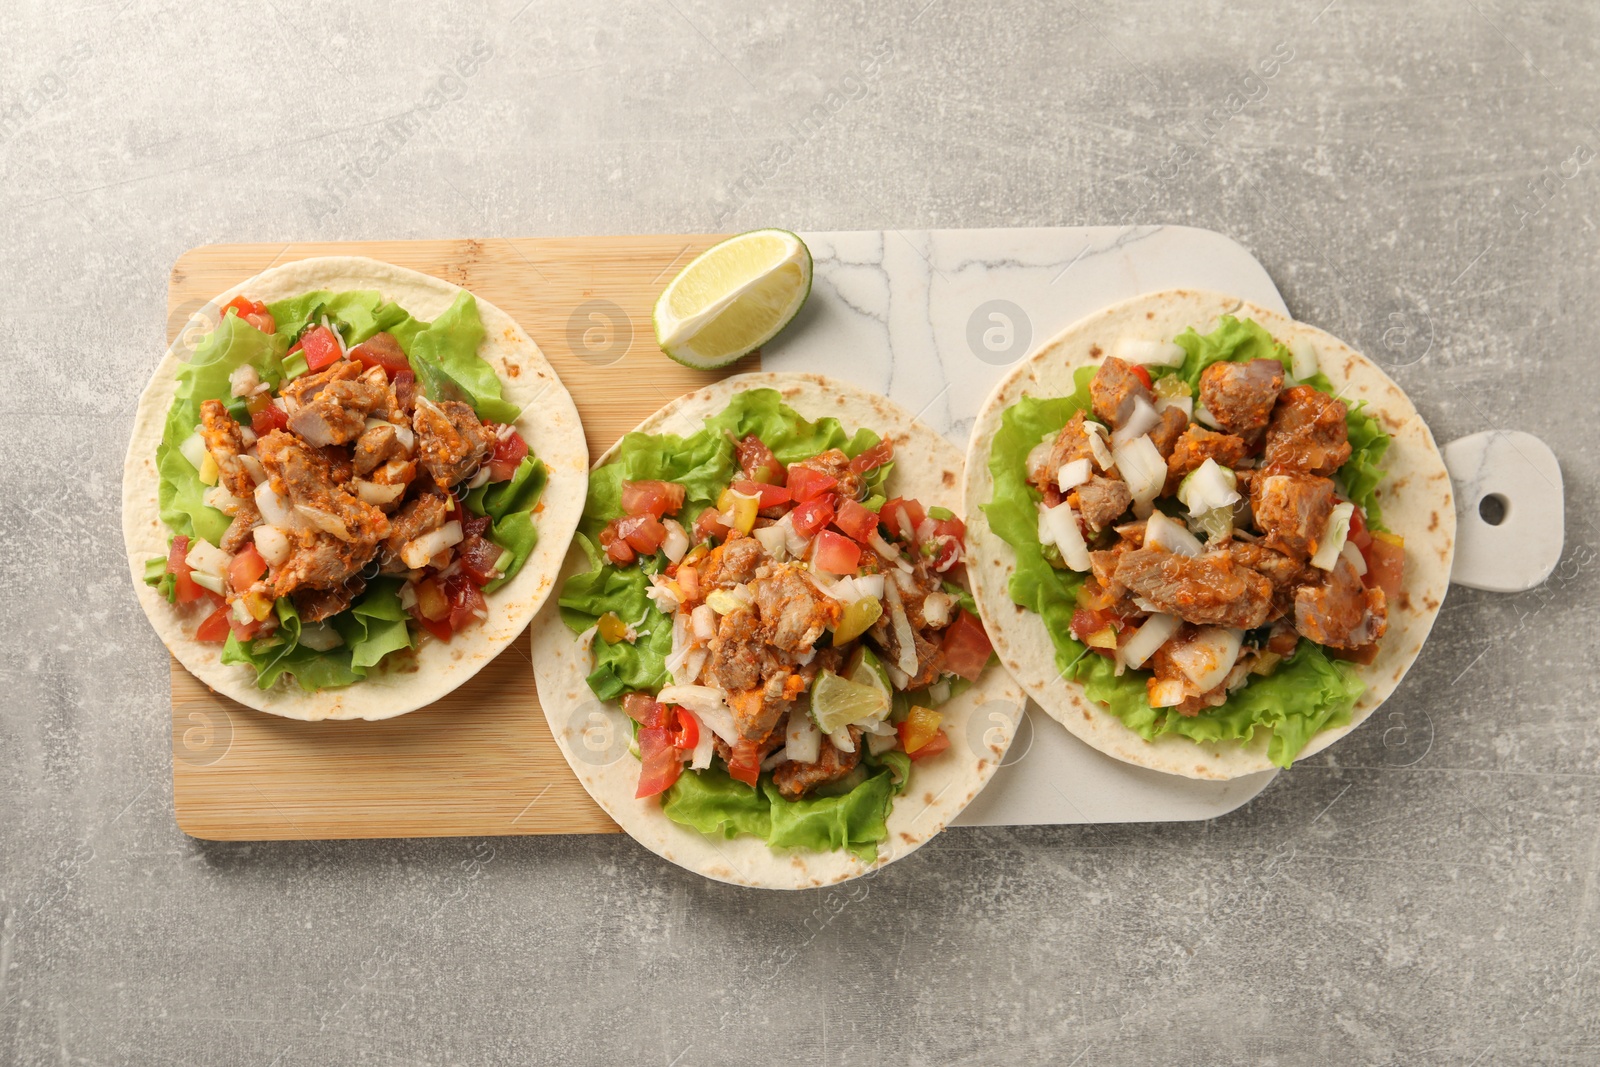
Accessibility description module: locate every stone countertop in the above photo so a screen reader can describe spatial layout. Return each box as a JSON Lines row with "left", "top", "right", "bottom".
{"left": 2, "top": 1, "right": 1596, "bottom": 1063}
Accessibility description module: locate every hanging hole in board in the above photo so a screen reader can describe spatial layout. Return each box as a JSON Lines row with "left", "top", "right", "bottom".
{"left": 1478, "top": 493, "right": 1508, "bottom": 526}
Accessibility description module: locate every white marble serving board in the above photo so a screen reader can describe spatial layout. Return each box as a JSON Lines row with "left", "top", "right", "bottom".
{"left": 763, "top": 226, "right": 1288, "bottom": 826}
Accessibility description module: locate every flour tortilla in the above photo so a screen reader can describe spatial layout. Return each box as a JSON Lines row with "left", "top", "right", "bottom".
{"left": 123, "top": 256, "right": 588, "bottom": 721}
{"left": 963, "top": 290, "right": 1455, "bottom": 780}
{"left": 530, "top": 373, "right": 1025, "bottom": 889}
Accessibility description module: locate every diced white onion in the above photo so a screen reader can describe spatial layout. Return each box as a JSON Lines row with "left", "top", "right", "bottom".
{"left": 1026, "top": 435, "right": 1057, "bottom": 482}
{"left": 786, "top": 706, "right": 822, "bottom": 764}
{"left": 1168, "top": 627, "right": 1244, "bottom": 693}
{"left": 253, "top": 525, "right": 291, "bottom": 567}
{"left": 1115, "top": 337, "right": 1187, "bottom": 367}
{"left": 355, "top": 479, "right": 406, "bottom": 506}
{"left": 467, "top": 466, "right": 493, "bottom": 489}
{"left": 1122, "top": 612, "right": 1180, "bottom": 669}
{"left": 1310, "top": 502, "right": 1356, "bottom": 571}
{"left": 1082, "top": 420, "right": 1115, "bottom": 470}
{"left": 682, "top": 709, "right": 715, "bottom": 770}
{"left": 1149, "top": 678, "right": 1188, "bottom": 708}
{"left": 1289, "top": 338, "right": 1320, "bottom": 381}
{"left": 1111, "top": 434, "right": 1165, "bottom": 507}
{"left": 883, "top": 581, "right": 920, "bottom": 679}
{"left": 751, "top": 523, "right": 789, "bottom": 560}
{"left": 867, "top": 530, "right": 901, "bottom": 562}
{"left": 229, "top": 364, "right": 261, "bottom": 398}
{"left": 191, "top": 571, "right": 225, "bottom": 595}
{"left": 254, "top": 482, "right": 300, "bottom": 529}
{"left": 691, "top": 604, "right": 717, "bottom": 641}
{"left": 829, "top": 726, "right": 856, "bottom": 754}
{"left": 392, "top": 424, "right": 415, "bottom": 452}
{"left": 662, "top": 519, "right": 690, "bottom": 563}
{"left": 184, "top": 539, "right": 232, "bottom": 578}
{"left": 1041, "top": 501, "right": 1092, "bottom": 572}
{"left": 1176, "top": 458, "right": 1240, "bottom": 517}
{"left": 774, "top": 512, "right": 810, "bottom": 558}
{"left": 646, "top": 579, "right": 680, "bottom": 615}
{"left": 657, "top": 686, "right": 738, "bottom": 743}
{"left": 922, "top": 591, "right": 953, "bottom": 629}
{"left": 203, "top": 486, "right": 244, "bottom": 516}
{"left": 297, "top": 504, "right": 352, "bottom": 541}
{"left": 400, "top": 582, "right": 420, "bottom": 612}
{"left": 238, "top": 426, "right": 257, "bottom": 448}
{"left": 1194, "top": 402, "right": 1222, "bottom": 430}
{"left": 179, "top": 431, "right": 208, "bottom": 471}
{"left": 854, "top": 574, "right": 885, "bottom": 599}
{"left": 1341, "top": 541, "right": 1368, "bottom": 576}
{"left": 401, "top": 520, "right": 463, "bottom": 569}
{"left": 239, "top": 455, "right": 267, "bottom": 485}
{"left": 298, "top": 622, "right": 344, "bottom": 651}
{"left": 1145, "top": 510, "right": 1204, "bottom": 557}
{"left": 1057, "top": 458, "right": 1092, "bottom": 491}
{"left": 1155, "top": 394, "right": 1193, "bottom": 420}
{"left": 867, "top": 730, "right": 899, "bottom": 755}
{"left": 1111, "top": 395, "right": 1162, "bottom": 449}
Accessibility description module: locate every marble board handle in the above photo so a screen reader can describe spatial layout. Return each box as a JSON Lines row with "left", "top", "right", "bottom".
{"left": 1440, "top": 430, "right": 1564, "bottom": 593}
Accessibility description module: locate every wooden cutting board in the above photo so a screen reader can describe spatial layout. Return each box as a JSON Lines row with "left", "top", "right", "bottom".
{"left": 168, "top": 236, "right": 756, "bottom": 840}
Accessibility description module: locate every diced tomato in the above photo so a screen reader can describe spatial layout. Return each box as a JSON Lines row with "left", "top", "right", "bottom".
{"left": 1070, "top": 607, "right": 1124, "bottom": 642}
{"left": 222, "top": 296, "right": 275, "bottom": 335}
{"left": 693, "top": 507, "right": 730, "bottom": 544}
{"left": 458, "top": 533, "right": 503, "bottom": 585}
{"left": 635, "top": 725, "right": 683, "bottom": 799}
{"left": 878, "top": 497, "right": 926, "bottom": 541}
{"left": 941, "top": 610, "right": 994, "bottom": 682}
{"left": 1363, "top": 533, "right": 1406, "bottom": 601}
{"left": 298, "top": 325, "right": 342, "bottom": 371}
{"left": 621, "top": 479, "right": 687, "bottom": 519}
{"left": 928, "top": 515, "right": 967, "bottom": 570}
{"left": 250, "top": 402, "right": 288, "bottom": 435}
{"left": 195, "top": 607, "right": 232, "bottom": 643}
{"left": 166, "top": 535, "right": 204, "bottom": 604}
{"left": 602, "top": 535, "right": 635, "bottom": 565}
{"left": 227, "top": 544, "right": 267, "bottom": 593}
{"left": 1348, "top": 506, "right": 1373, "bottom": 551}
{"left": 898, "top": 705, "right": 943, "bottom": 754}
{"left": 443, "top": 573, "right": 487, "bottom": 633}
{"left": 788, "top": 497, "right": 835, "bottom": 538}
{"left": 736, "top": 434, "right": 786, "bottom": 484}
{"left": 482, "top": 427, "right": 529, "bottom": 483}
{"left": 731, "top": 478, "right": 791, "bottom": 509}
{"left": 908, "top": 728, "right": 951, "bottom": 761}
{"left": 849, "top": 438, "right": 894, "bottom": 474}
{"left": 833, "top": 497, "right": 880, "bottom": 543}
{"left": 812, "top": 529, "right": 862, "bottom": 575}
{"left": 410, "top": 609, "right": 453, "bottom": 643}
{"left": 726, "top": 739, "right": 763, "bottom": 787}
{"left": 786, "top": 464, "right": 837, "bottom": 502}
{"left": 671, "top": 708, "right": 699, "bottom": 752}
{"left": 623, "top": 692, "right": 671, "bottom": 728}
{"left": 346, "top": 332, "right": 411, "bottom": 378}
{"left": 463, "top": 513, "right": 492, "bottom": 539}
{"left": 600, "top": 514, "right": 668, "bottom": 561}
{"left": 1130, "top": 364, "right": 1153, "bottom": 390}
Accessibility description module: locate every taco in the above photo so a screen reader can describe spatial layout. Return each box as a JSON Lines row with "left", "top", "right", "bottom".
{"left": 963, "top": 290, "right": 1454, "bottom": 780}
{"left": 123, "top": 256, "right": 588, "bottom": 721}
{"left": 530, "top": 373, "right": 1023, "bottom": 888}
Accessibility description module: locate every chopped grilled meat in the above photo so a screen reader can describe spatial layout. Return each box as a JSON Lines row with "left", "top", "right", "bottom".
{"left": 278, "top": 359, "right": 362, "bottom": 408}
{"left": 867, "top": 601, "right": 946, "bottom": 690}
{"left": 393, "top": 373, "right": 417, "bottom": 416}
{"left": 1090, "top": 356, "right": 1155, "bottom": 428}
{"left": 1262, "top": 384, "right": 1352, "bottom": 476}
{"left": 294, "top": 578, "right": 365, "bottom": 624}
{"left": 788, "top": 447, "right": 864, "bottom": 501}
{"left": 1228, "top": 539, "right": 1304, "bottom": 588}
{"left": 1199, "top": 358, "right": 1284, "bottom": 437}
{"left": 753, "top": 567, "right": 837, "bottom": 653}
{"left": 412, "top": 397, "right": 494, "bottom": 487}
{"left": 1250, "top": 472, "right": 1336, "bottom": 562}
{"left": 1070, "top": 475, "right": 1133, "bottom": 532}
{"left": 198, "top": 399, "right": 256, "bottom": 498}
{"left": 257, "top": 430, "right": 389, "bottom": 547}
{"left": 271, "top": 531, "right": 371, "bottom": 596}
{"left": 1266, "top": 617, "right": 1300, "bottom": 655}
{"left": 1164, "top": 425, "right": 1251, "bottom": 495}
{"left": 1149, "top": 405, "right": 1189, "bottom": 459}
{"left": 728, "top": 672, "right": 807, "bottom": 742}
{"left": 219, "top": 498, "right": 261, "bottom": 554}
{"left": 1294, "top": 555, "right": 1387, "bottom": 649}
{"left": 1113, "top": 547, "right": 1274, "bottom": 629}
{"left": 772, "top": 729, "right": 864, "bottom": 800}
{"left": 382, "top": 491, "right": 451, "bottom": 563}
{"left": 699, "top": 533, "right": 763, "bottom": 590}
{"left": 352, "top": 422, "right": 407, "bottom": 476}
{"left": 1089, "top": 544, "right": 1133, "bottom": 599}
{"left": 704, "top": 607, "right": 762, "bottom": 692}
{"left": 286, "top": 378, "right": 391, "bottom": 447}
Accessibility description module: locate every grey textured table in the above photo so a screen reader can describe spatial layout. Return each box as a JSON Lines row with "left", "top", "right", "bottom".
{"left": 3, "top": 1, "right": 1597, "bottom": 1064}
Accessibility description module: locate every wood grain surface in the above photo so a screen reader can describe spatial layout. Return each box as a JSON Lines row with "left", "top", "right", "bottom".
{"left": 167, "top": 235, "right": 754, "bottom": 840}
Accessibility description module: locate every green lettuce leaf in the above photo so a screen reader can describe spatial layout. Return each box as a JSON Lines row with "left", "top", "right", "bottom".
{"left": 463, "top": 455, "right": 547, "bottom": 592}
{"left": 983, "top": 322, "right": 1378, "bottom": 768}
{"left": 331, "top": 578, "right": 415, "bottom": 669}
{"left": 143, "top": 555, "right": 176, "bottom": 602}
{"left": 558, "top": 536, "right": 672, "bottom": 701}
{"left": 156, "top": 313, "right": 289, "bottom": 544}
{"left": 406, "top": 291, "right": 520, "bottom": 423}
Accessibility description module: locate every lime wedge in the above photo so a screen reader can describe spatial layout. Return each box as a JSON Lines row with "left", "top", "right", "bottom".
{"left": 653, "top": 229, "right": 812, "bottom": 369}
{"left": 810, "top": 668, "right": 889, "bottom": 735}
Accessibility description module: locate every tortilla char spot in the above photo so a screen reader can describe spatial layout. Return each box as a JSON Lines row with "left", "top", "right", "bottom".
{"left": 1145, "top": 311, "right": 1155, "bottom": 320}
{"left": 922, "top": 792, "right": 935, "bottom": 805}
{"left": 899, "top": 832, "right": 915, "bottom": 844}
{"left": 1399, "top": 592, "right": 1412, "bottom": 611}
{"left": 1424, "top": 596, "right": 1439, "bottom": 610}
{"left": 507, "top": 364, "right": 521, "bottom": 377}
{"left": 1427, "top": 512, "right": 1439, "bottom": 531}
{"left": 1089, "top": 344, "right": 1102, "bottom": 358}
{"left": 1083, "top": 709, "right": 1091, "bottom": 720}
{"left": 941, "top": 469, "right": 955, "bottom": 487}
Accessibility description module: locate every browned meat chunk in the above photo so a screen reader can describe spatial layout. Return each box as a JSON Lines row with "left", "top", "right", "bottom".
{"left": 1113, "top": 547, "right": 1273, "bottom": 629}
{"left": 278, "top": 359, "right": 362, "bottom": 408}
{"left": 1031, "top": 412, "right": 1102, "bottom": 501}
{"left": 1250, "top": 472, "right": 1335, "bottom": 562}
{"left": 1089, "top": 546, "right": 1132, "bottom": 599}
{"left": 867, "top": 595, "right": 946, "bottom": 690}
{"left": 1165, "top": 426, "right": 1251, "bottom": 495}
{"left": 752, "top": 568, "right": 836, "bottom": 653}
{"left": 1200, "top": 359, "right": 1284, "bottom": 437}
{"left": 704, "top": 608, "right": 761, "bottom": 692}
{"left": 352, "top": 422, "right": 406, "bottom": 476}
{"left": 699, "top": 533, "right": 764, "bottom": 590}
{"left": 1228, "top": 540, "right": 1303, "bottom": 588}
{"left": 1262, "top": 385, "right": 1351, "bottom": 476}
{"left": 393, "top": 373, "right": 417, "bottom": 416}
{"left": 1090, "top": 357, "right": 1155, "bottom": 428}
{"left": 1070, "top": 475, "right": 1132, "bottom": 533}
{"left": 271, "top": 532, "right": 371, "bottom": 596}
{"left": 257, "top": 430, "right": 389, "bottom": 547}
{"left": 1149, "top": 405, "right": 1189, "bottom": 459}
{"left": 382, "top": 491, "right": 451, "bottom": 562}
{"left": 219, "top": 498, "right": 261, "bottom": 554}
{"left": 198, "top": 400, "right": 257, "bottom": 499}
{"left": 294, "top": 578, "right": 365, "bottom": 624}
{"left": 727, "top": 672, "right": 804, "bottom": 742}
{"left": 788, "top": 448, "right": 863, "bottom": 501}
{"left": 1295, "top": 555, "right": 1387, "bottom": 649}
{"left": 772, "top": 730, "right": 864, "bottom": 800}
{"left": 412, "top": 397, "right": 494, "bottom": 487}
{"left": 286, "top": 378, "right": 390, "bottom": 448}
